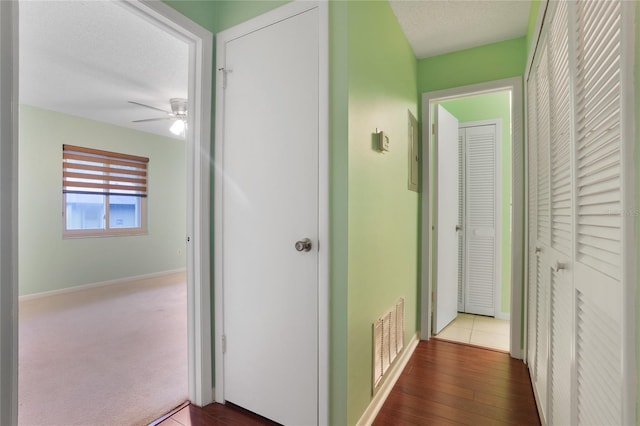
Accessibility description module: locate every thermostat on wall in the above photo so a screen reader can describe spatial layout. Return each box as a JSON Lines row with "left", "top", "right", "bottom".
{"left": 376, "top": 130, "right": 390, "bottom": 153}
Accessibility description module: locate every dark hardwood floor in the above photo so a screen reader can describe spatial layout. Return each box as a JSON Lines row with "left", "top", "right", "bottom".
{"left": 155, "top": 339, "right": 539, "bottom": 426}
{"left": 155, "top": 401, "right": 279, "bottom": 426}
{"left": 374, "top": 339, "right": 541, "bottom": 425}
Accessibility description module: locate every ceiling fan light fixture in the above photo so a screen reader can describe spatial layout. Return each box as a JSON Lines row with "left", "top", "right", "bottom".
{"left": 170, "top": 118, "right": 186, "bottom": 136}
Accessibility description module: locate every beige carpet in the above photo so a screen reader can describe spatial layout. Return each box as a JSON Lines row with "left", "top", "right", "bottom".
{"left": 18, "top": 272, "right": 188, "bottom": 426}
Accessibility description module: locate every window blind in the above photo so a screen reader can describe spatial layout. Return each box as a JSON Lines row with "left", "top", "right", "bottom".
{"left": 62, "top": 144, "right": 149, "bottom": 197}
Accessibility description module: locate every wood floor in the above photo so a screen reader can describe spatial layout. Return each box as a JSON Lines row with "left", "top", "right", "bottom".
{"left": 156, "top": 339, "right": 539, "bottom": 426}
{"left": 373, "top": 340, "right": 541, "bottom": 425}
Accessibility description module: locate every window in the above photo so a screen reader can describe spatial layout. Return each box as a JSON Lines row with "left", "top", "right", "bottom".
{"left": 62, "top": 144, "right": 148, "bottom": 237}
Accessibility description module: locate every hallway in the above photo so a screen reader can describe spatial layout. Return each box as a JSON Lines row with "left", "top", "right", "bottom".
{"left": 156, "top": 339, "right": 539, "bottom": 425}
{"left": 373, "top": 340, "right": 539, "bottom": 425}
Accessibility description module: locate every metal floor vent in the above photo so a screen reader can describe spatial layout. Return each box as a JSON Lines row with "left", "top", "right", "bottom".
{"left": 373, "top": 298, "right": 405, "bottom": 393}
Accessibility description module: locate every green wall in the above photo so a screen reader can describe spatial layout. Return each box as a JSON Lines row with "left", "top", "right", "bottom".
{"left": 417, "top": 37, "right": 527, "bottom": 94}
{"left": 439, "top": 91, "right": 512, "bottom": 315}
{"left": 329, "top": 1, "right": 350, "bottom": 424}
{"left": 19, "top": 105, "right": 186, "bottom": 295}
{"left": 526, "top": 1, "right": 543, "bottom": 54}
{"left": 345, "top": 2, "right": 419, "bottom": 424}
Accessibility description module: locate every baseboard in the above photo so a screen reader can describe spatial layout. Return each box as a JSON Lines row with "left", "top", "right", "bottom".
{"left": 528, "top": 367, "right": 547, "bottom": 426}
{"left": 19, "top": 268, "right": 187, "bottom": 302}
{"left": 356, "top": 333, "right": 420, "bottom": 426}
{"left": 496, "top": 312, "right": 511, "bottom": 321}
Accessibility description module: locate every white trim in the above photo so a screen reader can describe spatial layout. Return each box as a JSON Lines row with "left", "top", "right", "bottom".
{"left": 459, "top": 118, "right": 502, "bottom": 320}
{"left": 529, "top": 369, "right": 548, "bottom": 426}
{"left": 120, "top": 1, "right": 214, "bottom": 408}
{"left": 525, "top": 0, "right": 549, "bottom": 83}
{"left": 421, "top": 77, "right": 524, "bottom": 360}
{"left": 355, "top": 334, "right": 419, "bottom": 426}
{"left": 0, "top": 1, "right": 19, "bottom": 424}
{"left": 316, "top": 2, "right": 330, "bottom": 424}
{"left": 18, "top": 268, "right": 187, "bottom": 302}
{"left": 496, "top": 312, "right": 511, "bottom": 321}
{"left": 509, "top": 76, "right": 524, "bottom": 360}
{"left": 214, "top": 2, "right": 329, "bottom": 423}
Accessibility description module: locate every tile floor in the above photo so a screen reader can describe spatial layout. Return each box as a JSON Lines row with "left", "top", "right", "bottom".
{"left": 434, "top": 313, "right": 510, "bottom": 352}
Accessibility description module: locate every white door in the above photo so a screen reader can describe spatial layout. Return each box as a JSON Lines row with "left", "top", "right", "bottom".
{"left": 546, "top": 3, "right": 572, "bottom": 424}
{"left": 462, "top": 123, "right": 499, "bottom": 316}
{"left": 217, "top": 7, "right": 319, "bottom": 425}
{"left": 525, "top": 1, "right": 634, "bottom": 424}
{"left": 434, "top": 105, "right": 459, "bottom": 334}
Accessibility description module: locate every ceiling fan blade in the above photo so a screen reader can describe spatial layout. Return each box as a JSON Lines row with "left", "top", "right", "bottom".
{"left": 132, "top": 117, "right": 173, "bottom": 123}
{"left": 128, "top": 101, "right": 171, "bottom": 114}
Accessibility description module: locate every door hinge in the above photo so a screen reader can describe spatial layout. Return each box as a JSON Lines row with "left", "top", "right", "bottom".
{"left": 432, "top": 123, "right": 436, "bottom": 134}
{"left": 222, "top": 335, "right": 227, "bottom": 354}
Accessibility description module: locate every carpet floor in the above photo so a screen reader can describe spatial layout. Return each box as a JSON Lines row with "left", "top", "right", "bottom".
{"left": 18, "top": 272, "right": 188, "bottom": 426}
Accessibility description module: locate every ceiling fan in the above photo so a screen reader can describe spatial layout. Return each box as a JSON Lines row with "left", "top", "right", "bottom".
{"left": 129, "top": 98, "right": 187, "bottom": 136}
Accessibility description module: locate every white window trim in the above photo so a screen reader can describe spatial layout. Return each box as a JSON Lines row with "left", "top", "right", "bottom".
{"left": 62, "top": 193, "right": 148, "bottom": 238}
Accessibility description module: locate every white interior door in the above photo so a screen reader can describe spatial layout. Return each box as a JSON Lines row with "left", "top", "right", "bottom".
{"left": 218, "top": 7, "right": 319, "bottom": 425}
{"left": 434, "top": 105, "right": 459, "bottom": 334}
{"left": 546, "top": 3, "right": 572, "bottom": 424}
{"left": 462, "top": 123, "right": 499, "bottom": 316}
{"left": 525, "top": 1, "right": 634, "bottom": 424}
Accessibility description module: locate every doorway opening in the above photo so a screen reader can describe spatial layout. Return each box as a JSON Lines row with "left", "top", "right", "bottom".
{"left": 9, "top": 1, "right": 213, "bottom": 424}
{"left": 420, "top": 77, "right": 524, "bottom": 358}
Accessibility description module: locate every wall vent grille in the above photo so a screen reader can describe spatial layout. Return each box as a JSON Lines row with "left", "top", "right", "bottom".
{"left": 372, "top": 298, "right": 405, "bottom": 393}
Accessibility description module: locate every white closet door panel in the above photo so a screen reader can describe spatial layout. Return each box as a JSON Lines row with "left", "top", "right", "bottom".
{"left": 574, "top": 267, "right": 622, "bottom": 425}
{"left": 549, "top": 268, "right": 571, "bottom": 426}
{"left": 464, "top": 125, "right": 497, "bottom": 316}
{"left": 547, "top": 3, "right": 574, "bottom": 425}
{"left": 531, "top": 34, "right": 553, "bottom": 423}
{"left": 533, "top": 253, "right": 549, "bottom": 416}
{"left": 573, "top": 0, "right": 626, "bottom": 424}
{"left": 535, "top": 44, "right": 551, "bottom": 247}
{"left": 549, "top": 0, "right": 572, "bottom": 256}
{"left": 574, "top": 0, "right": 622, "bottom": 281}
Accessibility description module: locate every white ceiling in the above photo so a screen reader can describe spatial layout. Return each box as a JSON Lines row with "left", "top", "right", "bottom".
{"left": 19, "top": 1, "right": 530, "bottom": 140}
{"left": 19, "top": 0, "right": 189, "bottom": 140}
{"left": 389, "top": 0, "right": 531, "bottom": 59}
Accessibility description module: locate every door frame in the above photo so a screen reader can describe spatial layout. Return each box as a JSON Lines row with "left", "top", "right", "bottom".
{"left": 0, "top": 2, "right": 214, "bottom": 421}
{"left": 0, "top": 1, "right": 19, "bottom": 424}
{"left": 122, "top": 1, "right": 214, "bottom": 406}
{"left": 458, "top": 119, "right": 502, "bottom": 318}
{"left": 213, "top": 1, "right": 329, "bottom": 423}
{"left": 420, "top": 77, "right": 524, "bottom": 359}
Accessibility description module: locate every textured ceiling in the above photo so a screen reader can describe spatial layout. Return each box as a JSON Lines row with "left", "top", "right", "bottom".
{"left": 389, "top": 0, "right": 531, "bottom": 59}
{"left": 19, "top": 1, "right": 189, "bottom": 140}
{"left": 19, "top": 0, "right": 530, "bottom": 139}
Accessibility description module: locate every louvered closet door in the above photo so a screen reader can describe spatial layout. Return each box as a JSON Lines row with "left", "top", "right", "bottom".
{"left": 546, "top": 2, "right": 572, "bottom": 425}
{"left": 464, "top": 125, "right": 499, "bottom": 316}
{"left": 526, "top": 64, "right": 538, "bottom": 374}
{"left": 572, "top": 1, "right": 632, "bottom": 423}
{"left": 532, "top": 38, "right": 551, "bottom": 420}
{"left": 527, "top": 1, "right": 634, "bottom": 425}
